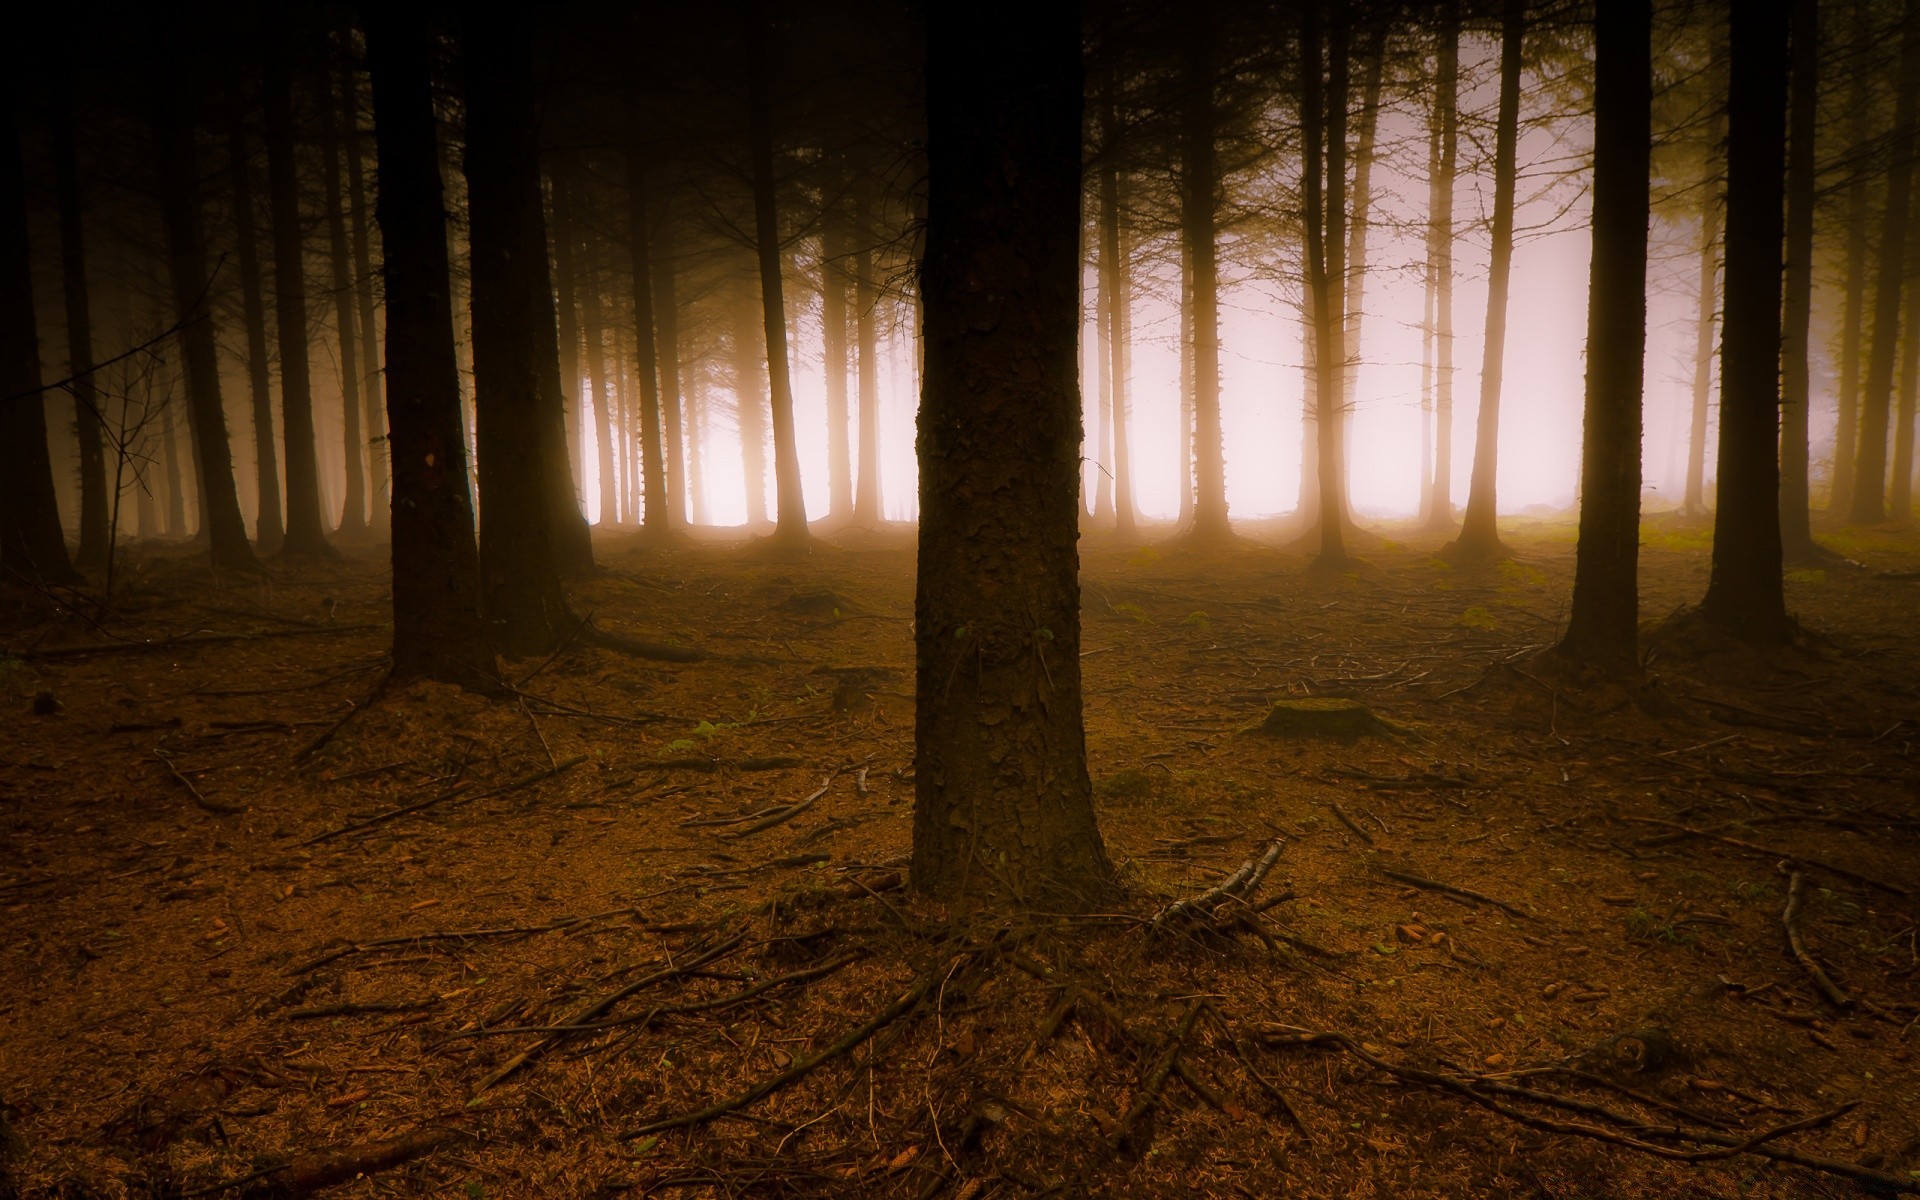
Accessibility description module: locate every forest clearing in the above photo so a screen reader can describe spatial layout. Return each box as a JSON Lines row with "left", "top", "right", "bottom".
{"left": 3, "top": 521, "right": 1916, "bottom": 1198}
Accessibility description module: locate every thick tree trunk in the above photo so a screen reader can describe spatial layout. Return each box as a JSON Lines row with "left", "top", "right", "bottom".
{"left": 1851, "top": 0, "right": 1920, "bottom": 525}
{"left": 1452, "top": 0, "right": 1523, "bottom": 559}
{"left": 732, "top": 286, "right": 770, "bottom": 526}
{"left": 365, "top": 6, "right": 496, "bottom": 687}
{"left": 340, "top": 38, "right": 388, "bottom": 528}
{"left": 1096, "top": 83, "right": 1135, "bottom": 538}
{"left": 1182, "top": 11, "right": 1230, "bottom": 542}
{"left": 464, "top": 8, "right": 575, "bottom": 656}
{"left": 264, "top": 42, "right": 335, "bottom": 557}
{"left": 0, "top": 89, "right": 78, "bottom": 584}
{"left": 822, "top": 201, "right": 853, "bottom": 522}
{"left": 1892, "top": 204, "right": 1920, "bottom": 519}
{"left": 1560, "top": 0, "right": 1651, "bottom": 667}
{"left": 319, "top": 66, "right": 367, "bottom": 536}
{"left": 744, "top": 9, "right": 810, "bottom": 547}
{"left": 1424, "top": 2, "right": 1460, "bottom": 533}
{"left": 1700, "top": 0, "right": 1791, "bottom": 640}
{"left": 161, "top": 386, "right": 188, "bottom": 535}
{"left": 913, "top": 0, "right": 1112, "bottom": 909}
{"left": 1179, "top": 245, "right": 1195, "bottom": 528}
{"left": 226, "top": 81, "right": 284, "bottom": 553}
{"left": 50, "top": 79, "right": 108, "bottom": 571}
{"left": 852, "top": 195, "right": 883, "bottom": 525}
{"left": 653, "top": 211, "right": 687, "bottom": 529}
{"left": 1779, "top": 0, "right": 1819, "bottom": 555}
{"left": 1091, "top": 206, "right": 1113, "bottom": 523}
{"left": 1682, "top": 202, "right": 1719, "bottom": 515}
{"left": 151, "top": 92, "right": 259, "bottom": 573}
{"left": 623, "top": 143, "right": 669, "bottom": 538}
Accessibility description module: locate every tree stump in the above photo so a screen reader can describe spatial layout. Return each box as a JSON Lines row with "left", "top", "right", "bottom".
{"left": 1245, "top": 697, "right": 1395, "bottom": 742}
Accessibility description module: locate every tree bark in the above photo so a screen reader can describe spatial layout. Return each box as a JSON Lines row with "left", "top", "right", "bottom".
{"left": 913, "top": 0, "right": 1112, "bottom": 909}
{"left": 653, "top": 207, "right": 687, "bottom": 529}
{"left": 1096, "top": 78, "right": 1136, "bottom": 538}
{"left": 1682, "top": 200, "right": 1719, "bottom": 516}
{"left": 1424, "top": 1, "right": 1460, "bottom": 533}
{"left": 1778, "top": 0, "right": 1819, "bottom": 555}
{"left": 340, "top": 35, "right": 388, "bottom": 530}
{"left": 1850, "top": 0, "right": 1920, "bottom": 525}
{"left": 822, "top": 191, "right": 854, "bottom": 522}
{"left": 1301, "top": 4, "right": 1349, "bottom": 568}
{"left": 579, "top": 226, "right": 619, "bottom": 525}
{"left": 50, "top": 78, "right": 109, "bottom": 571}
{"left": 549, "top": 163, "right": 586, "bottom": 490}
{"left": 1830, "top": 0, "right": 1874, "bottom": 514}
{"left": 151, "top": 89, "right": 259, "bottom": 573}
{"left": 1340, "top": 29, "right": 1385, "bottom": 457}
{"left": 365, "top": 5, "right": 496, "bottom": 687}
{"left": 319, "top": 63, "right": 368, "bottom": 536}
{"left": 225, "top": 80, "right": 284, "bottom": 553}
{"left": 744, "top": 6, "right": 811, "bottom": 547}
{"left": 1700, "top": 0, "right": 1791, "bottom": 640}
{"left": 1892, "top": 196, "right": 1920, "bottom": 519}
{"left": 1452, "top": 0, "right": 1523, "bottom": 559}
{"left": 264, "top": 37, "right": 335, "bottom": 557}
{"left": 0, "top": 88, "right": 78, "bottom": 584}
{"left": 1560, "top": 0, "right": 1650, "bottom": 667}
{"left": 1181, "top": 9, "right": 1230, "bottom": 542}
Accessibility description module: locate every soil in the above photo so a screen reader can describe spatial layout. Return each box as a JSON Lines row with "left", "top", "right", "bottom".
{"left": 2, "top": 515, "right": 1917, "bottom": 1199}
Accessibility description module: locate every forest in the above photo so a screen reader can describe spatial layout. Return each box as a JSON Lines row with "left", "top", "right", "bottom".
{"left": 1, "top": 0, "right": 1918, "bottom": 1196}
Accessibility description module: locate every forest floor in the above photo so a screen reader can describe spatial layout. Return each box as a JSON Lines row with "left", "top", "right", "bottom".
{"left": 2, "top": 515, "right": 1919, "bottom": 1200}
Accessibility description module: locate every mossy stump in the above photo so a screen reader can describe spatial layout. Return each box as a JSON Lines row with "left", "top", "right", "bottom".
{"left": 1245, "top": 697, "right": 1395, "bottom": 742}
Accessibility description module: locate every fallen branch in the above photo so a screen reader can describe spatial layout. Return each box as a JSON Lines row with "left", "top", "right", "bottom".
{"left": 727, "top": 778, "right": 831, "bottom": 839}
{"left": 153, "top": 754, "right": 245, "bottom": 815}
{"left": 585, "top": 620, "right": 704, "bottom": 662}
{"left": 178, "top": 1127, "right": 452, "bottom": 1197}
{"left": 17, "top": 624, "right": 379, "bottom": 661}
{"left": 1327, "top": 801, "right": 1375, "bottom": 846}
{"left": 622, "top": 958, "right": 950, "bottom": 1138}
{"left": 300, "top": 756, "right": 586, "bottom": 845}
{"left": 1619, "top": 817, "right": 1908, "bottom": 897}
{"left": 1782, "top": 870, "right": 1852, "bottom": 1009}
{"left": 473, "top": 932, "right": 749, "bottom": 1094}
{"left": 1150, "top": 838, "right": 1285, "bottom": 932}
{"left": 1374, "top": 865, "right": 1536, "bottom": 920}
{"left": 290, "top": 907, "right": 637, "bottom": 974}
{"left": 1110, "top": 1000, "right": 1204, "bottom": 1157}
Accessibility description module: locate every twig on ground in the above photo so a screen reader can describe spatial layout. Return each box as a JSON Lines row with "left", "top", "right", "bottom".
{"left": 1110, "top": 1000, "right": 1204, "bottom": 1157}
{"left": 300, "top": 755, "right": 586, "bottom": 845}
{"left": 1374, "top": 866, "right": 1536, "bottom": 920}
{"left": 1782, "top": 870, "right": 1853, "bottom": 1009}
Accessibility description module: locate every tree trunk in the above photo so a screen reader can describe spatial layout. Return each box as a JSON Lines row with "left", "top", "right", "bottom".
{"left": 653, "top": 208, "right": 687, "bottom": 530}
{"left": 264, "top": 41, "right": 335, "bottom": 557}
{"left": 1452, "top": 0, "right": 1523, "bottom": 559}
{"left": 822, "top": 197, "right": 854, "bottom": 522}
{"left": 732, "top": 284, "right": 770, "bottom": 526}
{"left": 365, "top": 6, "right": 497, "bottom": 688}
{"left": 913, "top": 0, "right": 1112, "bottom": 909}
{"left": 549, "top": 163, "right": 586, "bottom": 490}
{"left": 151, "top": 91, "right": 259, "bottom": 573}
{"left": 1301, "top": 5, "right": 1349, "bottom": 568}
{"left": 1892, "top": 197, "right": 1920, "bottom": 519}
{"left": 1700, "top": 0, "right": 1791, "bottom": 640}
{"left": 1179, "top": 242, "right": 1195, "bottom": 528}
{"left": 852, "top": 191, "right": 883, "bottom": 525}
{"left": 744, "top": 8, "right": 811, "bottom": 547}
{"left": 340, "top": 36, "right": 388, "bottom": 529}
{"left": 319, "top": 64, "right": 368, "bottom": 536}
{"left": 225, "top": 80, "right": 284, "bottom": 553}
{"left": 1851, "top": 0, "right": 1920, "bottom": 525}
{"left": 1182, "top": 10, "right": 1230, "bottom": 542}
{"left": 1830, "top": 0, "right": 1874, "bottom": 514}
{"left": 623, "top": 142, "right": 669, "bottom": 539}
{"left": 0, "top": 88, "right": 78, "bottom": 584}
{"left": 1779, "top": 0, "right": 1819, "bottom": 555}
{"left": 464, "top": 8, "right": 576, "bottom": 656}
{"left": 50, "top": 78, "right": 109, "bottom": 571}
{"left": 1096, "top": 81, "right": 1136, "bottom": 538}
{"left": 688, "top": 378, "right": 709, "bottom": 525}
{"left": 1419, "top": 91, "right": 1439, "bottom": 524}
{"left": 1560, "top": 0, "right": 1651, "bottom": 667}
{"left": 1424, "top": 1, "right": 1460, "bottom": 532}
{"left": 1340, "top": 30, "right": 1385, "bottom": 447}
{"left": 1682, "top": 200, "right": 1720, "bottom": 516}
{"left": 580, "top": 231, "right": 618, "bottom": 525}
{"left": 161, "top": 391, "right": 188, "bottom": 535}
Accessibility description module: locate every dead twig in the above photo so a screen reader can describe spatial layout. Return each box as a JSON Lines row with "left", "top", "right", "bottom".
{"left": 300, "top": 755, "right": 586, "bottom": 846}
{"left": 1619, "top": 817, "right": 1908, "bottom": 897}
{"left": 1782, "top": 870, "right": 1852, "bottom": 1009}
{"left": 727, "top": 778, "right": 832, "bottom": 839}
{"left": 1110, "top": 1000, "right": 1204, "bottom": 1157}
{"left": 1374, "top": 865, "right": 1536, "bottom": 920}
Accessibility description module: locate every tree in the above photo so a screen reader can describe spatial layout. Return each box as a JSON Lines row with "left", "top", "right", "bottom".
{"left": 1450, "top": 0, "right": 1524, "bottom": 561}
{"left": 224, "top": 78, "right": 285, "bottom": 553}
{"left": 365, "top": 5, "right": 496, "bottom": 686}
{"left": 0, "top": 84, "right": 78, "bottom": 585}
{"left": 318, "top": 57, "right": 369, "bottom": 536}
{"left": 49, "top": 77, "right": 109, "bottom": 571}
{"left": 1422, "top": 1, "right": 1460, "bottom": 533}
{"left": 912, "top": 0, "right": 1112, "bottom": 907}
{"left": 744, "top": 6, "right": 811, "bottom": 547}
{"left": 851, "top": 189, "right": 884, "bottom": 526}
{"left": 1559, "top": 0, "right": 1650, "bottom": 668}
{"left": 1850, "top": 0, "right": 1920, "bottom": 526}
{"left": 1778, "top": 0, "right": 1819, "bottom": 557}
{"left": 464, "top": 6, "right": 575, "bottom": 656}
{"left": 151, "top": 84, "right": 260, "bottom": 574}
{"left": 340, "top": 35, "right": 390, "bottom": 532}
{"left": 821, "top": 184, "right": 854, "bottom": 523}
{"left": 264, "top": 30, "right": 335, "bottom": 557}
{"left": 623, "top": 136, "right": 670, "bottom": 539}
{"left": 1301, "top": 4, "right": 1353, "bottom": 568}
{"left": 1095, "top": 69, "right": 1137, "bottom": 538}
{"left": 1180, "top": 6, "right": 1230, "bottom": 542}
{"left": 1699, "top": 0, "right": 1791, "bottom": 641}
